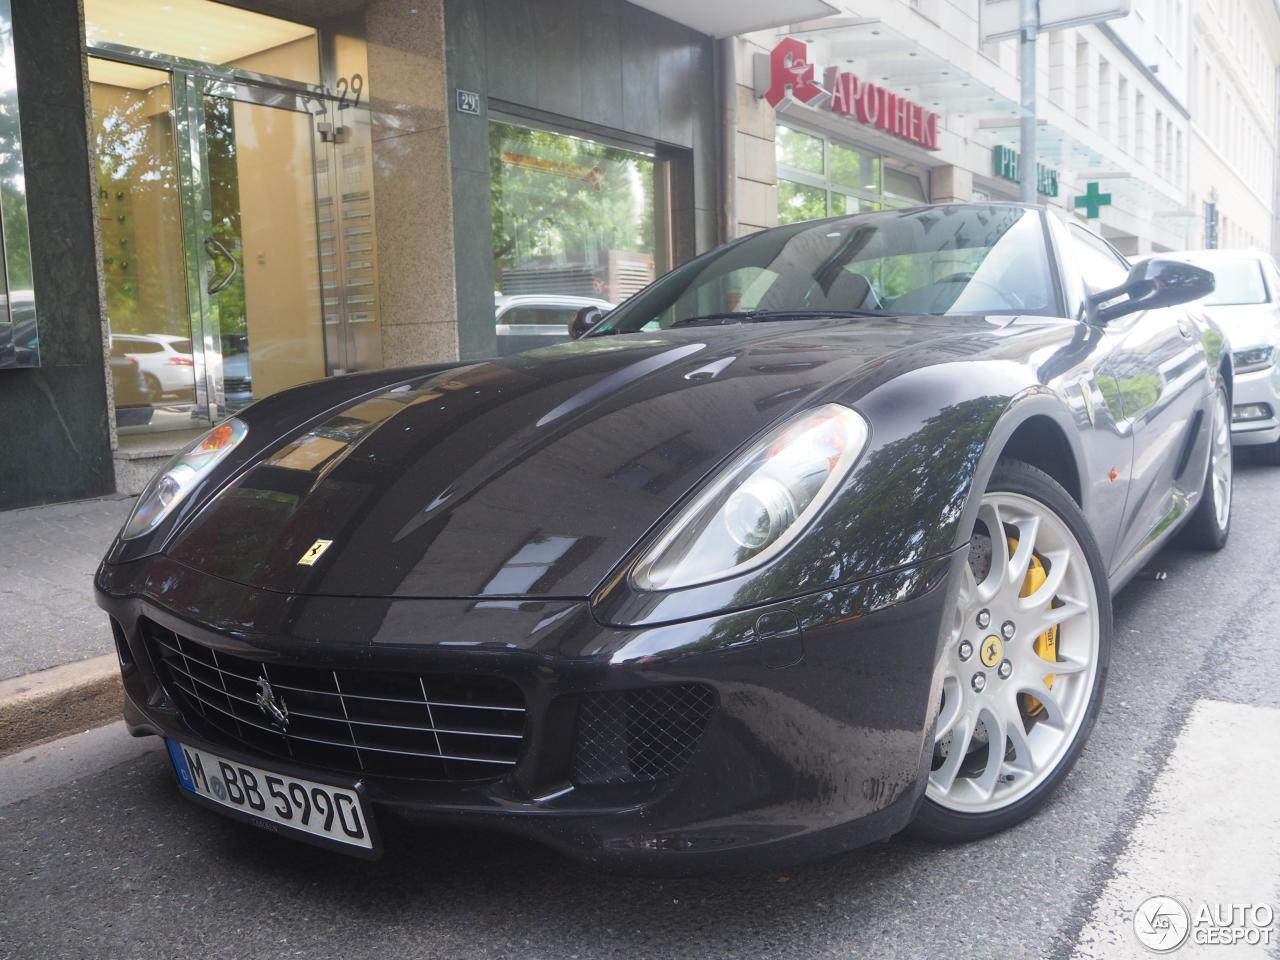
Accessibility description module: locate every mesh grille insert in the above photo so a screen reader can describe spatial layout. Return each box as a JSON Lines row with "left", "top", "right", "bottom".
{"left": 572, "top": 684, "right": 715, "bottom": 786}
{"left": 141, "top": 619, "right": 526, "bottom": 783}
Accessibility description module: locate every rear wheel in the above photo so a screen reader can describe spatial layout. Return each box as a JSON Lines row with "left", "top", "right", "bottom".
{"left": 911, "top": 460, "right": 1111, "bottom": 843}
{"left": 1181, "top": 382, "right": 1232, "bottom": 550}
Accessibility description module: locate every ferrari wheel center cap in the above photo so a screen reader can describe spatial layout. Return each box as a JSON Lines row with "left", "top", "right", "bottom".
{"left": 980, "top": 634, "right": 1004, "bottom": 669}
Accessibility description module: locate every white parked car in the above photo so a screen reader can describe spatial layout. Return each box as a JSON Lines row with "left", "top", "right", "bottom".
{"left": 110, "top": 333, "right": 196, "bottom": 401}
{"left": 494, "top": 294, "right": 614, "bottom": 356}
{"left": 1170, "top": 249, "right": 1280, "bottom": 464}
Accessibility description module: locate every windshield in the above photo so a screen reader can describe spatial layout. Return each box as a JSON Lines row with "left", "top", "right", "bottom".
{"left": 589, "top": 205, "right": 1056, "bottom": 336}
{"left": 1197, "top": 258, "right": 1269, "bottom": 306}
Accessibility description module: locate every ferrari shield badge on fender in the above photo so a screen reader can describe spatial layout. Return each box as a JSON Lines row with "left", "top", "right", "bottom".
{"left": 297, "top": 539, "right": 334, "bottom": 566}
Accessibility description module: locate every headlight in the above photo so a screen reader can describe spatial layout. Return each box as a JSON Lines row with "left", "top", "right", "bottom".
{"left": 1233, "top": 345, "right": 1275, "bottom": 373}
{"left": 632, "top": 404, "right": 868, "bottom": 591}
{"left": 120, "top": 419, "right": 248, "bottom": 540}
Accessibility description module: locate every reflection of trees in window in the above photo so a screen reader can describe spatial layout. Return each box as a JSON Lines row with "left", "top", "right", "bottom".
{"left": 778, "top": 179, "right": 826, "bottom": 225}
{"left": 204, "top": 96, "right": 248, "bottom": 337}
{"left": 0, "top": 161, "right": 30, "bottom": 292}
{"left": 490, "top": 122, "right": 654, "bottom": 286}
{"left": 91, "top": 79, "right": 187, "bottom": 338}
{"left": 776, "top": 125, "right": 824, "bottom": 174}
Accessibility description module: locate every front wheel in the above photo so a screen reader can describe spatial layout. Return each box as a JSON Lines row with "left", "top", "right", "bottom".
{"left": 911, "top": 460, "right": 1111, "bottom": 842}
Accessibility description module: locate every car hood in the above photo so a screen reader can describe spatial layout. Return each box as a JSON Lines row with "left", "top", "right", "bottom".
{"left": 166, "top": 316, "right": 1010, "bottom": 598}
{"left": 1199, "top": 302, "right": 1280, "bottom": 350}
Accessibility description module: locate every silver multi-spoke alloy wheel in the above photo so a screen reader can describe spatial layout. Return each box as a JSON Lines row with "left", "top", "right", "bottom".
{"left": 927, "top": 491, "right": 1102, "bottom": 814}
{"left": 1210, "top": 385, "right": 1232, "bottom": 533}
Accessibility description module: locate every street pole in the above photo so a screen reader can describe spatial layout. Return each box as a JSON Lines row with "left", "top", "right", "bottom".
{"left": 1019, "top": 0, "right": 1039, "bottom": 204}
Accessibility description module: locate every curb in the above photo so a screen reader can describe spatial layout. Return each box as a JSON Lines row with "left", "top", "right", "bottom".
{"left": 0, "top": 655, "right": 121, "bottom": 756}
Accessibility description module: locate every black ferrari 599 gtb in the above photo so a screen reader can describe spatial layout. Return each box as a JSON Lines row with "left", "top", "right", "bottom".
{"left": 97, "top": 203, "right": 1230, "bottom": 871}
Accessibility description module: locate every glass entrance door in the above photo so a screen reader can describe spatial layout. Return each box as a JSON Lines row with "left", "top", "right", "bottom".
{"left": 191, "top": 77, "right": 327, "bottom": 416}
{"left": 90, "top": 58, "right": 333, "bottom": 435}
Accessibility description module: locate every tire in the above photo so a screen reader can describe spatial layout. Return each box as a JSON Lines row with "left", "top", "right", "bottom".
{"left": 910, "top": 459, "right": 1112, "bottom": 843}
{"left": 143, "top": 373, "right": 163, "bottom": 402}
{"left": 1181, "top": 382, "right": 1232, "bottom": 550}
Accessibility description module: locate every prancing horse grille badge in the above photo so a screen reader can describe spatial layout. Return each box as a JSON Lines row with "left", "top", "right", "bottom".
{"left": 297, "top": 538, "right": 333, "bottom": 566}
{"left": 254, "top": 675, "right": 289, "bottom": 730}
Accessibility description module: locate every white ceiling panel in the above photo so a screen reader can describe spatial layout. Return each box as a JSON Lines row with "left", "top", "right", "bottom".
{"left": 626, "top": 0, "right": 838, "bottom": 39}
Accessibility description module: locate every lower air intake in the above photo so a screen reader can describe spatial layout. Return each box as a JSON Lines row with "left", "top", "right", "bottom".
{"left": 571, "top": 684, "right": 715, "bottom": 786}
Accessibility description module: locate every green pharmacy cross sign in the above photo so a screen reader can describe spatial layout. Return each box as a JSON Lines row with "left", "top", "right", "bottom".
{"left": 1075, "top": 182, "right": 1112, "bottom": 218}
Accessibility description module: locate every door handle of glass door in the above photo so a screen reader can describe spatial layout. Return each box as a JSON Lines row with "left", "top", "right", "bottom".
{"left": 204, "top": 237, "right": 238, "bottom": 295}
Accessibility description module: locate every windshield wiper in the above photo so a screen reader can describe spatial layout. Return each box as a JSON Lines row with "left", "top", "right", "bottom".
{"left": 670, "top": 308, "right": 888, "bottom": 327}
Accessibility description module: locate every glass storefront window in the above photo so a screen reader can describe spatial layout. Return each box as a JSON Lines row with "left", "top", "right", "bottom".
{"left": 830, "top": 193, "right": 880, "bottom": 215}
{"left": 775, "top": 125, "right": 824, "bottom": 175}
{"left": 830, "top": 142, "right": 879, "bottom": 194}
{"left": 490, "top": 120, "right": 660, "bottom": 308}
{"left": 775, "top": 123, "right": 927, "bottom": 224}
{"left": 884, "top": 165, "right": 929, "bottom": 207}
{"left": 778, "top": 180, "right": 827, "bottom": 225}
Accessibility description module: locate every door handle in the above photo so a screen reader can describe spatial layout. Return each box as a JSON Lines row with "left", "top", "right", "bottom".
{"left": 204, "top": 237, "right": 238, "bottom": 295}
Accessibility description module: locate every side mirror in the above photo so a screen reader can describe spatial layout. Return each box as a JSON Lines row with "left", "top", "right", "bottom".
{"left": 1092, "top": 257, "right": 1215, "bottom": 324}
{"left": 568, "top": 306, "right": 604, "bottom": 340}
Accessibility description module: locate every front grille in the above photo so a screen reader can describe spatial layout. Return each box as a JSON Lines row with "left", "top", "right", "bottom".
{"left": 143, "top": 620, "right": 526, "bottom": 782}
{"left": 572, "top": 684, "right": 715, "bottom": 786}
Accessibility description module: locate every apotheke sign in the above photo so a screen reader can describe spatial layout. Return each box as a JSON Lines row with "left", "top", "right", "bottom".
{"left": 758, "top": 38, "right": 941, "bottom": 151}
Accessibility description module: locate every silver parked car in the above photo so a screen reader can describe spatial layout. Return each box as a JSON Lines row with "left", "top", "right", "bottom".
{"left": 1171, "top": 249, "right": 1280, "bottom": 463}
{"left": 494, "top": 293, "right": 613, "bottom": 356}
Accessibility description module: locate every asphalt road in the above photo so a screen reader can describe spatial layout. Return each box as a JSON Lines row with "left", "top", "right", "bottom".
{"left": 3, "top": 461, "right": 1280, "bottom": 960}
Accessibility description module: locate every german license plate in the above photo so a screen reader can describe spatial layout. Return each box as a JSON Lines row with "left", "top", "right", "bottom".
{"left": 165, "top": 739, "right": 373, "bottom": 851}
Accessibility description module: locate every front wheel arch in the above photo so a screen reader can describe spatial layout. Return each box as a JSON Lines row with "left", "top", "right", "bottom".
{"left": 949, "top": 392, "right": 1090, "bottom": 557}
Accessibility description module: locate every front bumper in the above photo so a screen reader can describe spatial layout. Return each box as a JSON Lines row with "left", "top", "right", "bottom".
{"left": 96, "top": 550, "right": 961, "bottom": 873}
{"left": 1230, "top": 366, "right": 1280, "bottom": 446}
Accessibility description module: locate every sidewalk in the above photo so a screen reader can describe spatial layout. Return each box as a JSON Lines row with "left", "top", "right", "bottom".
{"left": 0, "top": 496, "right": 134, "bottom": 681}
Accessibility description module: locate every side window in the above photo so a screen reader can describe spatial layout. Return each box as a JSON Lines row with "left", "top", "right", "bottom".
{"left": 1069, "top": 226, "right": 1130, "bottom": 297}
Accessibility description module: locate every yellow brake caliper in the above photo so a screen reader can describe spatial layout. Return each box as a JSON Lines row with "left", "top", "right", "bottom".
{"left": 1010, "top": 539, "right": 1057, "bottom": 715}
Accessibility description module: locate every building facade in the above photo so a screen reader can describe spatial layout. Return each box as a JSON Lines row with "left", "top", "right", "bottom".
{"left": 4, "top": 0, "right": 1280, "bottom": 512}
{"left": 733, "top": 0, "right": 1206, "bottom": 255}
{"left": 1186, "top": 0, "right": 1280, "bottom": 251}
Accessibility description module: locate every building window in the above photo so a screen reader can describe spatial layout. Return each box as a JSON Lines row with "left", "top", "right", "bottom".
{"left": 775, "top": 123, "right": 927, "bottom": 225}
{"left": 489, "top": 119, "right": 665, "bottom": 308}
{"left": 1118, "top": 75, "right": 1131, "bottom": 153}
